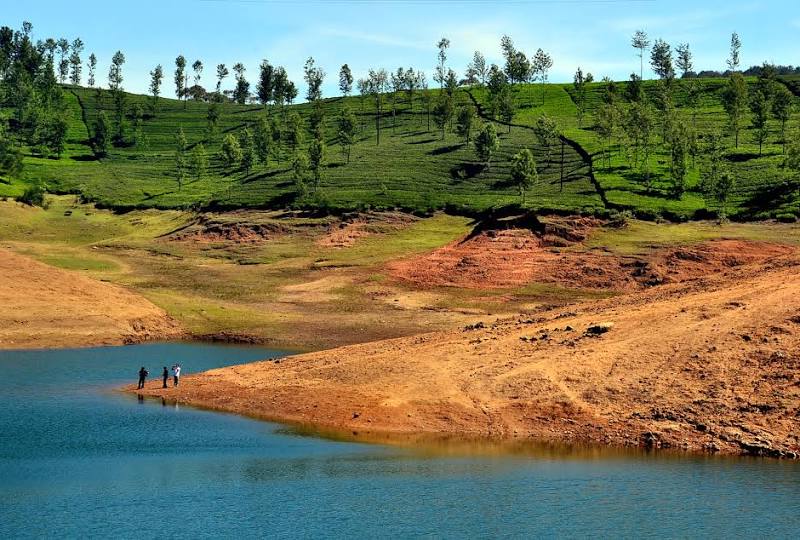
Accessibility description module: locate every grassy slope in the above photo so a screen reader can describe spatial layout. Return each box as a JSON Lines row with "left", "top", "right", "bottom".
{"left": 1, "top": 77, "right": 798, "bottom": 219}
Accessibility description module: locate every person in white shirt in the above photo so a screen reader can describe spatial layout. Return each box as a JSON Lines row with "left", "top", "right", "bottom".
{"left": 172, "top": 364, "right": 181, "bottom": 387}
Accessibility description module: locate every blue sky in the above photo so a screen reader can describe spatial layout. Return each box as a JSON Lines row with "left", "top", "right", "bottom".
{"left": 4, "top": 0, "right": 799, "bottom": 99}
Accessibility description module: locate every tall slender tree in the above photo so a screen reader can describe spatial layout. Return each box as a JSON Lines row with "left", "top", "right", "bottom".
{"left": 727, "top": 32, "right": 741, "bottom": 72}
{"left": 434, "top": 37, "right": 450, "bottom": 89}
{"left": 149, "top": 64, "right": 163, "bottom": 114}
{"left": 87, "top": 53, "right": 97, "bottom": 88}
{"left": 56, "top": 38, "right": 69, "bottom": 83}
{"left": 216, "top": 63, "right": 228, "bottom": 95}
{"left": 721, "top": 72, "right": 748, "bottom": 147}
{"left": 232, "top": 62, "right": 249, "bottom": 104}
{"left": 631, "top": 30, "right": 650, "bottom": 80}
{"left": 68, "top": 38, "right": 83, "bottom": 85}
{"left": 191, "top": 60, "right": 203, "bottom": 99}
{"left": 257, "top": 59, "right": 274, "bottom": 108}
{"left": 675, "top": 43, "right": 693, "bottom": 78}
{"left": 532, "top": 49, "right": 553, "bottom": 105}
{"left": 338, "top": 64, "right": 353, "bottom": 96}
{"left": 175, "top": 55, "right": 186, "bottom": 101}
{"left": 304, "top": 57, "right": 324, "bottom": 102}
{"left": 510, "top": 148, "right": 538, "bottom": 203}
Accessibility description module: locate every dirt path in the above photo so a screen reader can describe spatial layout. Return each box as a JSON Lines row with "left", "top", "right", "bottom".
{"left": 0, "top": 249, "right": 181, "bottom": 349}
{"left": 132, "top": 249, "right": 800, "bottom": 457}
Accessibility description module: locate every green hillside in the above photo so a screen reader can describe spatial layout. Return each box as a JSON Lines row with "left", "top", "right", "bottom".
{"left": 2, "top": 77, "right": 799, "bottom": 220}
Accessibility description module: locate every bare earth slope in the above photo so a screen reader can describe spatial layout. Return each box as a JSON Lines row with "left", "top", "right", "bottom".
{"left": 133, "top": 246, "right": 800, "bottom": 457}
{"left": 0, "top": 249, "right": 181, "bottom": 349}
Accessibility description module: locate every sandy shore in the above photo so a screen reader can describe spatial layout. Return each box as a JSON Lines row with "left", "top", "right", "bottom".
{"left": 131, "top": 250, "right": 800, "bottom": 458}
{"left": 0, "top": 249, "right": 181, "bottom": 349}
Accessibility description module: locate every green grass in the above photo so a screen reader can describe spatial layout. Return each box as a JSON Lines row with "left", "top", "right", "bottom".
{"left": 2, "top": 77, "right": 798, "bottom": 220}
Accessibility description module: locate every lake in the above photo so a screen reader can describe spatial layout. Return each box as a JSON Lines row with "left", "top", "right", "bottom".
{"left": 1, "top": 342, "right": 798, "bottom": 538}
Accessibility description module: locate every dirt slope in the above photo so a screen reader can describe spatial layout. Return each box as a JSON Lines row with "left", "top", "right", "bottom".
{"left": 0, "top": 249, "right": 181, "bottom": 349}
{"left": 133, "top": 248, "right": 800, "bottom": 457}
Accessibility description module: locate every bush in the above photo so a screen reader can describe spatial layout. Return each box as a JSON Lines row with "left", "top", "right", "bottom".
{"left": 17, "top": 184, "right": 49, "bottom": 208}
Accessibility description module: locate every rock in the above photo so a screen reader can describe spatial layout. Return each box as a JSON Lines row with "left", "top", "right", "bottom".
{"left": 586, "top": 322, "right": 614, "bottom": 335}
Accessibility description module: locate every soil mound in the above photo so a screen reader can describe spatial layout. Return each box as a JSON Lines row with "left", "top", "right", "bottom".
{"left": 316, "top": 212, "right": 417, "bottom": 248}
{"left": 389, "top": 218, "right": 793, "bottom": 292}
{"left": 0, "top": 250, "right": 181, "bottom": 349}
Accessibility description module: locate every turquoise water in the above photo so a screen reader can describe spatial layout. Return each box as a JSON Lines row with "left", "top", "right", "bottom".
{"left": 1, "top": 343, "right": 799, "bottom": 539}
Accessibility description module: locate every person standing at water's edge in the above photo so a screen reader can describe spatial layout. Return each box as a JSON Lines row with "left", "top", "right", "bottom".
{"left": 137, "top": 367, "right": 148, "bottom": 389}
{"left": 162, "top": 367, "right": 169, "bottom": 389}
{"left": 172, "top": 364, "right": 181, "bottom": 387}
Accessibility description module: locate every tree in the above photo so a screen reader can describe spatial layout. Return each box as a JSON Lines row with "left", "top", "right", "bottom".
{"left": 292, "top": 151, "right": 309, "bottom": 197}
{"left": 220, "top": 133, "right": 242, "bottom": 172}
{"left": 191, "top": 143, "right": 208, "bottom": 183}
{"left": 339, "top": 64, "right": 353, "bottom": 96}
{"left": 750, "top": 89, "right": 770, "bottom": 155}
{"left": 465, "top": 51, "right": 487, "bottom": 86}
{"left": 304, "top": 57, "right": 324, "bottom": 102}
{"left": 87, "top": 53, "right": 97, "bottom": 87}
{"left": 721, "top": 72, "right": 748, "bottom": 148}
{"left": 625, "top": 101, "right": 655, "bottom": 187}
{"left": 253, "top": 115, "right": 272, "bottom": 167}
{"left": 434, "top": 37, "right": 450, "bottom": 89}
{"left": 239, "top": 128, "right": 254, "bottom": 174}
{"left": 455, "top": 104, "right": 476, "bottom": 143}
{"left": 727, "top": 32, "right": 741, "bottom": 72}
{"left": 498, "top": 88, "right": 516, "bottom": 131}
{"left": 367, "top": 68, "right": 389, "bottom": 144}
{"left": 337, "top": 106, "right": 357, "bottom": 163}
{"left": 108, "top": 50, "right": 125, "bottom": 91}
{"left": 474, "top": 122, "right": 500, "bottom": 169}
{"left": 786, "top": 128, "right": 800, "bottom": 185}
{"left": 216, "top": 63, "right": 229, "bottom": 95}
{"left": 772, "top": 84, "right": 793, "bottom": 153}
{"left": 390, "top": 67, "right": 405, "bottom": 130}
{"left": 701, "top": 131, "right": 726, "bottom": 194}
{"left": 108, "top": 51, "right": 126, "bottom": 142}
{"left": 573, "top": 67, "right": 589, "bottom": 127}
{"left": 149, "top": 64, "right": 163, "bottom": 114}
{"left": 308, "top": 135, "right": 325, "bottom": 191}
{"left": 433, "top": 94, "right": 453, "bottom": 139}
{"left": 191, "top": 60, "right": 203, "bottom": 99}
{"left": 0, "top": 125, "right": 23, "bottom": 178}
{"left": 532, "top": 113, "right": 558, "bottom": 163}
{"left": 669, "top": 119, "right": 690, "bottom": 197}
{"left": 206, "top": 101, "right": 220, "bottom": 137}
{"left": 631, "top": 30, "right": 650, "bottom": 80}
{"left": 510, "top": 148, "right": 538, "bottom": 203}
{"left": 175, "top": 127, "right": 188, "bottom": 190}
{"left": 286, "top": 111, "right": 304, "bottom": 151}
{"left": 56, "top": 38, "right": 69, "bottom": 83}
{"left": 232, "top": 62, "right": 250, "bottom": 104}
{"left": 404, "top": 68, "right": 420, "bottom": 111}
{"left": 92, "top": 111, "right": 110, "bottom": 157}
{"left": 500, "top": 35, "right": 530, "bottom": 85}
{"left": 712, "top": 171, "right": 735, "bottom": 220}
{"left": 649, "top": 39, "right": 674, "bottom": 83}
{"left": 421, "top": 76, "right": 432, "bottom": 132}
{"left": 532, "top": 48, "right": 553, "bottom": 105}
{"left": 68, "top": 38, "right": 83, "bottom": 85}
{"left": 257, "top": 59, "right": 274, "bottom": 107}
{"left": 595, "top": 102, "right": 619, "bottom": 169}
{"left": 129, "top": 103, "right": 144, "bottom": 146}
{"left": 676, "top": 43, "right": 693, "bottom": 78}
{"left": 175, "top": 55, "right": 186, "bottom": 101}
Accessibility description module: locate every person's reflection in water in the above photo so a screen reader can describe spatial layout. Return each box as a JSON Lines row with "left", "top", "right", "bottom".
{"left": 161, "top": 397, "right": 167, "bottom": 407}
{"left": 137, "top": 394, "right": 144, "bottom": 403}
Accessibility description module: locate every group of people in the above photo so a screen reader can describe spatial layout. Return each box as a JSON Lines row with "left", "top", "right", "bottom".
{"left": 137, "top": 364, "right": 181, "bottom": 389}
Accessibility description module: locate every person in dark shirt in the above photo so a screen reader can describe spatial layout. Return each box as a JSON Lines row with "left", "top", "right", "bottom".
{"left": 137, "top": 367, "right": 149, "bottom": 389}
{"left": 162, "top": 367, "right": 169, "bottom": 388}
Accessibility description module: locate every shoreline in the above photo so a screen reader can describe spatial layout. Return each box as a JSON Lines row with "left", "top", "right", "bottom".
{"left": 125, "top": 254, "right": 800, "bottom": 460}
